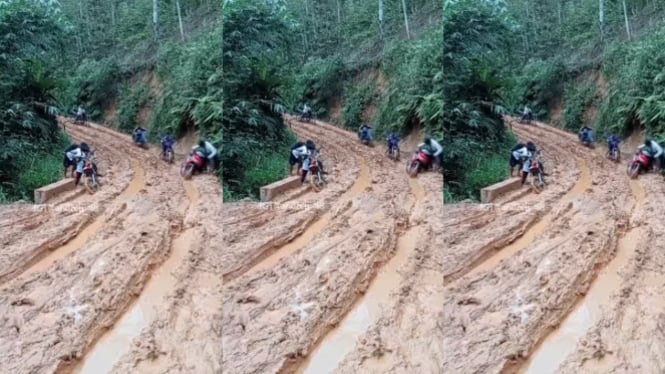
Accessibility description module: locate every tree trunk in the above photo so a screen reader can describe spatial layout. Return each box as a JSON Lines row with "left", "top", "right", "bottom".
{"left": 378, "top": 0, "right": 384, "bottom": 39}
{"left": 599, "top": 0, "right": 605, "bottom": 43}
{"left": 153, "top": 0, "right": 159, "bottom": 42}
{"left": 622, "top": 0, "right": 631, "bottom": 39}
{"left": 401, "top": 0, "right": 411, "bottom": 39}
{"left": 336, "top": 0, "right": 341, "bottom": 23}
{"left": 177, "top": 0, "right": 185, "bottom": 41}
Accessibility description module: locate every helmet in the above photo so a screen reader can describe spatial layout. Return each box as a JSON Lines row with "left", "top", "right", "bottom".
{"left": 424, "top": 137, "right": 432, "bottom": 145}
{"left": 198, "top": 140, "right": 205, "bottom": 148}
{"left": 306, "top": 140, "right": 316, "bottom": 150}
{"left": 526, "top": 141, "right": 536, "bottom": 151}
{"left": 80, "top": 142, "right": 90, "bottom": 152}
{"left": 645, "top": 137, "right": 653, "bottom": 145}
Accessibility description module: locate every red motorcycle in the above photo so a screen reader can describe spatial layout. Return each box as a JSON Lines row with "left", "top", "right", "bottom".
{"left": 181, "top": 150, "right": 206, "bottom": 180}
{"left": 406, "top": 149, "right": 431, "bottom": 177}
{"left": 627, "top": 149, "right": 651, "bottom": 179}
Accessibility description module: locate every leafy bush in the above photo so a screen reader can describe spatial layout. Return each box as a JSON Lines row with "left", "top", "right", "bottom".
{"left": 563, "top": 82, "right": 596, "bottom": 131}
{"left": 342, "top": 81, "right": 375, "bottom": 129}
{"left": 117, "top": 83, "right": 150, "bottom": 132}
{"left": 0, "top": 0, "right": 65, "bottom": 201}
{"left": 60, "top": 59, "right": 120, "bottom": 119}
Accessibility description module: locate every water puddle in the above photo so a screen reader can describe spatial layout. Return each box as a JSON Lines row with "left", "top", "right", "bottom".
{"left": 20, "top": 160, "right": 145, "bottom": 278}
{"left": 242, "top": 157, "right": 370, "bottom": 277}
{"left": 297, "top": 226, "right": 423, "bottom": 374}
{"left": 520, "top": 228, "right": 642, "bottom": 374}
{"left": 74, "top": 228, "right": 195, "bottom": 374}
{"left": 468, "top": 159, "right": 592, "bottom": 277}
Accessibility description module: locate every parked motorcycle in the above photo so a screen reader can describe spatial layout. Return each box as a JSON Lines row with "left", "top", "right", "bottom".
{"left": 406, "top": 149, "right": 431, "bottom": 177}
{"left": 181, "top": 150, "right": 206, "bottom": 179}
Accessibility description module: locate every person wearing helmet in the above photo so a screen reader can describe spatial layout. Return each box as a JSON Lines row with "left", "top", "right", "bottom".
{"left": 417, "top": 137, "right": 443, "bottom": 170}
{"left": 192, "top": 139, "right": 219, "bottom": 171}
{"left": 639, "top": 137, "right": 664, "bottom": 171}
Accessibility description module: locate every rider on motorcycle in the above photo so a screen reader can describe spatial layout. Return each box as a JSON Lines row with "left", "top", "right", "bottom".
{"left": 192, "top": 139, "right": 219, "bottom": 171}
{"left": 302, "top": 103, "right": 312, "bottom": 120}
{"left": 607, "top": 134, "right": 620, "bottom": 155}
{"left": 522, "top": 105, "right": 533, "bottom": 121}
{"left": 75, "top": 106, "right": 87, "bottom": 122}
{"left": 579, "top": 125, "right": 594, "bottom": 143}
{"left": 358, "top": 124, "right": 373, "bottom": 142}
{"left": 639, "top": 137, "right": 664, "bottom": 171}
{"left": 417, "top": 137, "right": 443, "bottom": 170}
{"left": 510, "top": 141, "right": 536, "bottom": 177}
{"left": 161, "top": 135, "right": 175, "bottom": 157}
{"left": 133, "top": 127, "right": 147, "bottom": 144}
{"left": 387, "top": 132, "right": 400, "bottom": 154}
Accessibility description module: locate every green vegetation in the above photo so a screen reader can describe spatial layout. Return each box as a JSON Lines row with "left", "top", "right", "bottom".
{"left": 0, "top": 0, "right": 67, "bottom": 201}
{"left": 445, "top": 0, "right": 665, "bottom": 201}
{"left": 224, "top": 0, "right": 441, "bottom": 200}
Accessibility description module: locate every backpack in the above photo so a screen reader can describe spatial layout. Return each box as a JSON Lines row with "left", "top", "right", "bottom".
{"left": 65, "top": 143, "right": 79, "bottom": 152}
{"left": 291, "top": 141, "right": 305, "bottom": 150}
{"left": 511, "top": 143, "right": 525, "bottom": 152}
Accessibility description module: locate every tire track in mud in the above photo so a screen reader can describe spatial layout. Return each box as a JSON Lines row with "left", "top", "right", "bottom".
{"left": 297, "top": 173, "right": 428, "bottom": 374}
{"left": 444, "top": 118, "right": 634, "bottom": 374}
{"left": 0, "top": 118, "right": 222, "bottom": 374}
{"left": 222, "top": 118, "right": 437, "bottom": 374}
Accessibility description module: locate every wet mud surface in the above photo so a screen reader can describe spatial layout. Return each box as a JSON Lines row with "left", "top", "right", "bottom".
{"left": 222, "top": 118, "right": 443, "bottom": 373}
{"left": 443, "top": 118, "right": 660, "bottom": 374}
{"left": 0, "top": 118, "right": 222, "bottom": 374}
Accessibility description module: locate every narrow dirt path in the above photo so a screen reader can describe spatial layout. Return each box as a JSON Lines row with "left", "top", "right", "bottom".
{"left": 0, "top": 118, "right": 222, "bottom": 374}
{"left": 222, "top": 118, "right": 443, "bottom": 373}
{"left": 443, "top": 117, "right": 650, "bottom": 374}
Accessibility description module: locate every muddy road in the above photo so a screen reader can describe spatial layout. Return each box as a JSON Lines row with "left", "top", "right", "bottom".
{"left": 222, "top": 118, "right": 444, "bottom": 373}
{"left": 443, "top": 118, "right": 661, "bottom": 373}
{"left": 0, "top": 119, "right": 222, "bottom": 374}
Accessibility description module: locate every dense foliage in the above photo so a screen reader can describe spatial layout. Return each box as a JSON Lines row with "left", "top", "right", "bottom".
{"left": 0, "top": 0, "right": 69, "bottom": 201}
{"left": 445, "top": 0, "right": 665, "bottom": 201}
{"left": 222, "top": 0, "right": 294, "bottom": 199}
{"left": 443, "top": 1, "right": 514, "bottom": 201}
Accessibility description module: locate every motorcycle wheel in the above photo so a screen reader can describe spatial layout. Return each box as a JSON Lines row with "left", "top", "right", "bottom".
{"left": 312, "top": 170, "right": 325, "bottom": 192}
{"left": 406, "top": 161, "right": 420, "bottom": 178}
{"left": 181, "top": 163, "right": 194, "bottom": 180}
{"left": 84, "top": 174, "right": 98, "bottom": 194}
{"left": 628, "top": 163, "right": 640, "bottom": 179}
{"left": 166, "top": 150, "right": 174, "bottom": 163}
